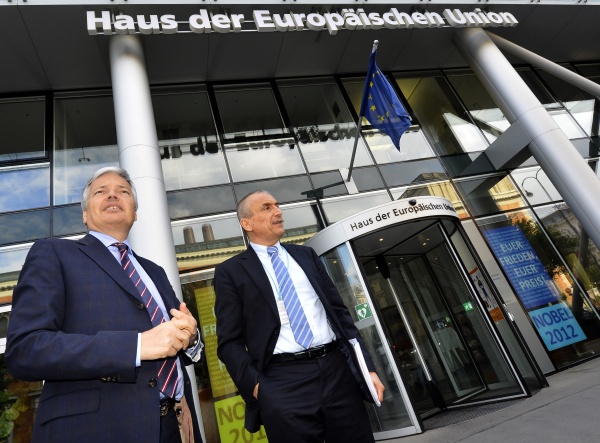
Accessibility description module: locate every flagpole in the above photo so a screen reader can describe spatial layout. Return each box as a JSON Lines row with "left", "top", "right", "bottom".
{"left": 347, "top": 40, "right": 379, "bottom": 182}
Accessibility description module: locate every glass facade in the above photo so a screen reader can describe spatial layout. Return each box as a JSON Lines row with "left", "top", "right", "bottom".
{"left": 3, "top": 52, "right": 600, "bottom": 441}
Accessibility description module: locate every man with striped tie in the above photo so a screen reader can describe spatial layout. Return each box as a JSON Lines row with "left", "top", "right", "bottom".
{"left": 6, "top": 167, "right": 203, "bottom": 443}
{"left": 215, "top": 191, "right": 384, "bottom": 443}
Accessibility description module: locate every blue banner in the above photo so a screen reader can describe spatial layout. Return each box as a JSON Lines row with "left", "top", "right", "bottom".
{"left": 484, "top": 226, "right": 560, "bottom": 310}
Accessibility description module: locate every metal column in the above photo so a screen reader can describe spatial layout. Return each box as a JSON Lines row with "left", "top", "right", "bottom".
{"left": 109, "top": 35, "right": 203, "bottom": 437}
{"left": 454, "top": 28, "right": 600, "bottom": 250}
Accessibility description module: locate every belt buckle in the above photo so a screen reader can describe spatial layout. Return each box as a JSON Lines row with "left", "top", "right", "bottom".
{"left": 308, "top": 345, "right": 326, "bottom": 359}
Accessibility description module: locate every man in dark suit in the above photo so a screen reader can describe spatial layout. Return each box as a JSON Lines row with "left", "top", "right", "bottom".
{"left": 215, "top": 190, "right": 384, "bottom": 443}
{"left": 6, "top": 167, "right": 204, "bottom": 443}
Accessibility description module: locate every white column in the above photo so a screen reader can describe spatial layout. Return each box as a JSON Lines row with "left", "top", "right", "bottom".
{"left": 109, "top": 35, "right": 180, "bottom": 297}
{"left": 455, "top": 28, "right": 600, "bottom": 251}
{"left": 109, "top": 35, "right": 204, "bottom": 438}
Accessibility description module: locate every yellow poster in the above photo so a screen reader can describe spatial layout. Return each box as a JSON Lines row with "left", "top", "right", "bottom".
{"left": 214, "top": 395, "right": 268, "bottom": 443}
{"left": 194, "top": 286, "right": 237, "bottom": 398}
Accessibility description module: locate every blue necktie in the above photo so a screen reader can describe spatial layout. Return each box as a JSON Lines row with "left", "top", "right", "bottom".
{"left": 267, "top": 246, "right": 313, "bottom": 349}
{"left": 113, "top": 243, "right": 179, "bottom": 398}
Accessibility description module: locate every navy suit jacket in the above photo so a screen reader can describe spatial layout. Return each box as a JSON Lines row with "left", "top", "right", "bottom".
{"left": 214, "top": 243, "right": 375, "bottom": 432}
{"left": 5, "top": 234, "right": 202, "bottom": 443}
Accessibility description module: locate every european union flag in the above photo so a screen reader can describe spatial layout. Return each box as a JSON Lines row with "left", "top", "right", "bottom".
{"left": 359, "top": 50, "right": 411, "bottom": 151}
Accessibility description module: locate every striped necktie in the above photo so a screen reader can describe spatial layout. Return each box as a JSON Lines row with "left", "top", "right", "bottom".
{"left": 113, "top": 242, "right": 179, "bottom": 398}
{"left": 267, "top": 246, "right": 313, "bottom": 349}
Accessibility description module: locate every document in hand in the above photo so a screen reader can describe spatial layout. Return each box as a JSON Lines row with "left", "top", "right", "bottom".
{"left": 349, "top": 338, "right": 381, "bottom": 406}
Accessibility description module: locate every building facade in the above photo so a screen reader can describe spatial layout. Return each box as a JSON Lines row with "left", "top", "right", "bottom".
{"left": 2, "top": 1, "right": 600, "bottom": 441}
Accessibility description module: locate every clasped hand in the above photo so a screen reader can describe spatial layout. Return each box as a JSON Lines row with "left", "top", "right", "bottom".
{"left": 140, "top": 302, "right": 198, "bottom": 360}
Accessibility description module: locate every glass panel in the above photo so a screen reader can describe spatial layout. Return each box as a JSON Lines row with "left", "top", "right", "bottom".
{"left": 478, "top": 210, "right": 600, "bottom": 369}
{"left": 321, "top": 244, "right": 412, "bottom": 432}
{"left": 277, "top": 79, "right": 372, "bottom": 172}
{"left": 394, "top": 74, "right": 489, "bottom": 155}
{"left": 348, "top": 166, "right": 386, "bottom": 193}
{"left": 440, "top": 152, "right": 496, "bottom": 178}
{"left": 535, "top": 202, "right": 600, "bottom": 322}
{"left": 153, "top": 89, "right": 229, "bottom": 190}
{"left": 340, "top": 78, "right": 436, "bottom": 163}
{"left": 511, "top": 167, "right": 562, "bottom": 206}
{"left": 53, "top": 204, "right": 87, "bottom": 237}
{"left": 167, "top": 186, "right": 236, "bottom": 219}
{"left": 391, "top": 181, "right": 470, "bottom": 220}
{"left": 234, "top": 175, "right": 312, "bottom": 204}
{"left": 0, "top": 210, "right": 50, "bottom": 247}
{"left": 179, "top": 270, "right": 256, "bottom": 443}
{"left": 517, "top": 69, "right": 586, "bottom": 140}
{"left": 174, "top": 213, "right": 244, "bottom": 273}
{"left": 454, "top": 175, "right": 526, "bottom": 217}
{"left": 215, "top": 84, "right": 304, "bottom": 182}
{"left": 278, "top": 203, "right": 320, "bottom": 245}
{"left": 448, "top": 228, "right": 541, "bottom": 387}
{"left": 321, "top": 191, "right": 391, "bottom": 224}
{"left": 446, "top": 71, "right": 509, "bottom": 144}
{"left": 535, "top": 68, "right": 597, "bottom": 138}
{"left": 309, "top": 170, "right": 348, "bottom": 198}
{"left": 0, "top": 244, "right": 31, "bottom": 306}
{"left": 54, "top": 94, "right": 119, "bottom": 205}
{"left": 0, "top": 164, "right": 49, "bottom": 212}
{"left": 379, "top": 158, "right": 447, "bottom": 188}
{"left": 0, "top": 97, "right": 46, "bottom": 163}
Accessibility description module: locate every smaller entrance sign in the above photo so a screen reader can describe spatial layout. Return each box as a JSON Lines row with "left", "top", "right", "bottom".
{"left": 355, "top": 303, "right": 373, "bottom": 321}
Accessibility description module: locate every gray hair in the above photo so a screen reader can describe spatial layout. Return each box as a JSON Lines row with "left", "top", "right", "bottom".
{"left": 237, "top": 190, "right": 271, "bottom": 221}
{"left": 81, "top": 166, "right": 138, "bottom": 211}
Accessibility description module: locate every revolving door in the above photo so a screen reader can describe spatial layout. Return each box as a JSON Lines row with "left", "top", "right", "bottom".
{"left": 305, "top": 197, "right": 531, "bottom": 439}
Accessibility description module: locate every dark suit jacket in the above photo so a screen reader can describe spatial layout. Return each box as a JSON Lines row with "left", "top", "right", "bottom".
{"left": 214, "top": 243, "right": 375, "bottom": 432}
{"left": 5, "top": 234, "right": 202, "bottom": 443}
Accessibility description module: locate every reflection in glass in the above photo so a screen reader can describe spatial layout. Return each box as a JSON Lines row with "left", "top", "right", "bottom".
{"left": 225, "top": 139, "right": 305, "bottom": 182}
{"left": 517, "top": 69, "right": 586, "bottom": 140}
{"left": 322, "top": 191, "right": 391, "bottom": 224}
{"left": 0, "top": 210, "right": 50, "bottom": 247}
{"left": 0, "top": 165, "right": 49, "bottom": 213}
{"left": 310, "top": 171, "right": 348, "bottom": 198}
{"left": 321, "top": 244, "right": 412, "bottom": 432}
{"left": 0, "top": 97, "right": 46, "bottom": 163}
{"left": 279, "top": 203, "right": 319, "bottom": 245}
{"left": 511, "top": 167, "right": 562, "bottom": 205}
{"left": 54, "top": 94, "right": 119, "bottom": 205}
{"left": 379, "top": 159, "right": 447, "bottom": 188}
{"left": 153, "top": 89, "right": 229, "bottom": 190}
{"left": 478, "top": 210, "right": 600, "bottom": 369}
{"left": 394, "top": 75, "right": 489, "bottom": 155}
{"left": 454, "top": 175, "right": 526, "bottom": 217}
{"left": 234, "top": 175, "right": 312, "bottom": 205}
{"left": 0, "top": 244, "right": 31, "bottom": 306}
{"left": 167, "top": 186, "right": 236, "bottom": 220}
{"left": 278, "top": 80, "right": 372, "bottom": 172}
{"left": 174, "top": 214, "right": 244, "bottom": 272}
{"left": 53, "top": 204, "right": 87, "bottom": 237}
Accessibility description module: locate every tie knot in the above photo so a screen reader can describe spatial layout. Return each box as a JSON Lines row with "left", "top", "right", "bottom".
{"left": 267, "top": 246, "right": 278, "bottom": 258}
{"left": 112, "top": 242, "right": 128, "bottom": 253}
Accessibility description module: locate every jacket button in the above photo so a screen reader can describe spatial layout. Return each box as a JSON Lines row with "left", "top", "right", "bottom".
{"left": 148, "top": 379, "right": 157, "bottom": 388}
{"left": 137, "top": 302, "right": 145, "bottom": 310}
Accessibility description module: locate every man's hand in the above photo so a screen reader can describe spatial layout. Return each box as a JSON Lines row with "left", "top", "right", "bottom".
{"left": 140, "top": 302, "right": 198, "bottom": 360}
{"left": 369, "top": 372, "right": 385, "bottom": 403}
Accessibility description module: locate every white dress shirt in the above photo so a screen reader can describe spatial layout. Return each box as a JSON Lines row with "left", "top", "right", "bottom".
{"left": 250, "top": 241, "right": 336, "bottom": 354}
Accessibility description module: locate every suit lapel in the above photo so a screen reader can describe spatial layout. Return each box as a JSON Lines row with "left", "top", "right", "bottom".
{"left": 77, "top": 234, "right": 144, "bottom": 303}
{"left": 240, "top": 247, "right": 279, "bottom": 319}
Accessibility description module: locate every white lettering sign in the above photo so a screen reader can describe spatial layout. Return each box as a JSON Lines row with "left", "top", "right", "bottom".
{"left": 87, "top": 8, "right": 518, "bottom": 36}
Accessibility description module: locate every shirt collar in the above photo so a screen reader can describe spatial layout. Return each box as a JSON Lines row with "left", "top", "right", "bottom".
{"left": 250, "top": 241, "right": 282, "bottom": 259}
{"left": 88, "top": 230, "right": 131, "bottom": 250}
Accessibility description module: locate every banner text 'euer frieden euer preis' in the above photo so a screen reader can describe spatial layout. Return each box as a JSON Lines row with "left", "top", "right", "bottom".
{"left": 87, "top": 8, "right": 518, "bottom": 36}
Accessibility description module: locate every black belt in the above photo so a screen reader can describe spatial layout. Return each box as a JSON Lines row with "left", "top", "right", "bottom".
{"left": 270, "top": 341, "right": 338, "bottom": 363}
{"left": 159, "top": 398, "right": 177, "bottom": 417}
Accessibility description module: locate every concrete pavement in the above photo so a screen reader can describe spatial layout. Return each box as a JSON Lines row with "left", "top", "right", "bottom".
{"left": 386, "top": 357, "right": 600, "bottom": 442}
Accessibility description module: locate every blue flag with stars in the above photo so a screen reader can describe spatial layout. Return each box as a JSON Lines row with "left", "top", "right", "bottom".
{"left": 359, "top": 50, "right": 411, "bottom": 151}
